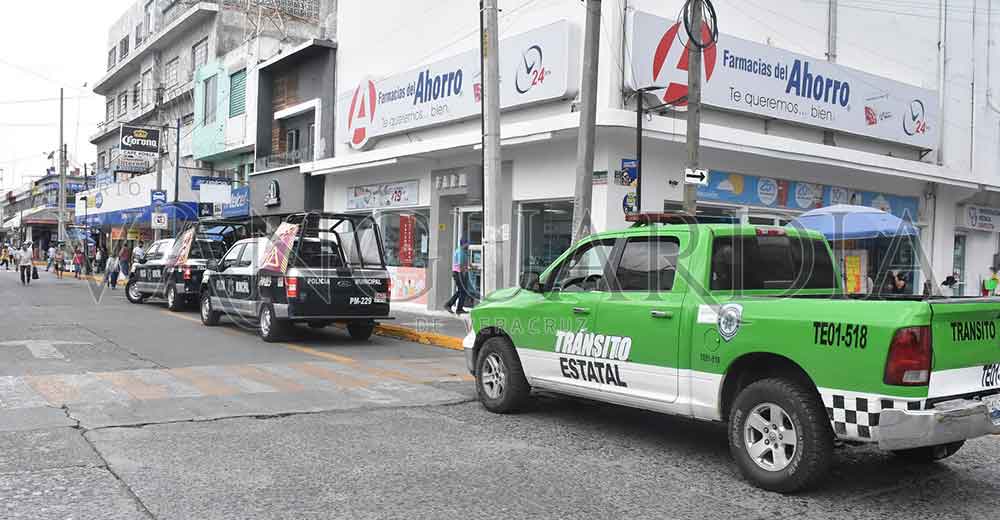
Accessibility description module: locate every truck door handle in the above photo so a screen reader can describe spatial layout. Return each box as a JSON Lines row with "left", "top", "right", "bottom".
{"left": 572, "top": 307, "right": 589, "bottom": 315}
{"left": 650, "top": 310, "right": 674, "bottom": 319}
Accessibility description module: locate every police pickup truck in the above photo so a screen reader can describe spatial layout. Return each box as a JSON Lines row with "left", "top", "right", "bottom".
{"left": 126, "top": 220, "right": 247, "bottom": 310}
{"left": 199, "top": 212, "right": 391, "bottom": 342}
{"left": 463, "top": 216, "right": 1000, "bottom": 492}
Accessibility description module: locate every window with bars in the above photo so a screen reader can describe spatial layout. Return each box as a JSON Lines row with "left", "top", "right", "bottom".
{"left": 107, "top": 47, "right": 116, "bottom": 70}
{"left": 106, "top": 99, "right": 114, "bottom": 122}
{"left": 229, "top": 69, "right": 246, "bottom": 117}
{"left": 133, "top": 82, "right": 141, "bottom": 108}
{"left": 192, "top": 37, "right": 208, "bottom": 71}
{"left": 165, "top": 57, "right": 179, "bottom": 86}
{"left": 118, "top": 92, "right": 127, "bottom": 116}
{"left": 119, "top": 37, "right": 129, "bottom": 60}
{"left": 203, "top": 75, "right": 217, "bottom": 124}
{"left": 135, "top": 23, "right": 144, "bottom": 46}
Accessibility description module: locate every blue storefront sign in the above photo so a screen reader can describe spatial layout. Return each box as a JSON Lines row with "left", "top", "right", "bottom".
{"left": 697, "top": 170, "right": 918, "bottom": 221}
{"left": 191, "top": 176, "right": 232, "bottom": 190}
{"left": 151, "top": 189, "right": 167, "bottom": 205}
{"left": 74, "top": 202, "right": 200, "bottom": 227}
{"left": 221, "top": 186, "right": 250, "bottom": 218}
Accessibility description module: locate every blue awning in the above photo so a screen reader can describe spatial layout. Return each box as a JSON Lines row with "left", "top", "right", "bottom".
{"left": 789, "top": 204, "right": 918, "bottom": 240}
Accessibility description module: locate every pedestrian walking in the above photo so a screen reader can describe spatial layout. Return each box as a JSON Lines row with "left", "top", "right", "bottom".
{"left": 443, "top": 238, "right": 471, "bottom": 314}
{"left": 132, "top": 241, "right": 146, "bottom": 264}
{"left": 53, "top": 247, "right": 65, "bottom": 279}
{"left": 0, "top": 245, "right": 9, "bottom": 271}
{"left": 95, "top": 248, "right": 104, "bottom": 274}
{"left": 46, "top": 244, "right": 55, "bottom": 271}
{"left": 72, "top": 248, "right": 84, "bottom": 279}
{"left": 17, "top": 243, "right": 33, "bottom": 286}
{"left": 105, "top": 253, "right": 120, "bottom": 289}
{"left": 118, "top": 246, "right": 131, "bottom": 276}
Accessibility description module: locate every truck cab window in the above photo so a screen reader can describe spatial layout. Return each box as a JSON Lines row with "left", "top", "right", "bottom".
{"left": 549, "top": 239, "right": 615, "bottom": 292}
{"left": 617, "top": 237, "right": 680, "bottom": 292}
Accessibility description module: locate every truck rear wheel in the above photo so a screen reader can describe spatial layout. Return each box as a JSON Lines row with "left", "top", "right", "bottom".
{"left": 475, "top": 337, "right": 530, "bottom": 414}
{"left": 259, "top": 305, "right": 288, "bottom": 342}
{"left": 200, "top": 293, "right": 220, "bottom": 326}
{"left": 125, "top": 280, "right": 145, "bottom": 304}
{"left": 729, "top": 378, "right": 833, "bottom": 493}
{"left": 347, "top": 320, "right": 375, "bottom": 340}
{"left": 892, "top": 441, "right": 965, "bottom": 463}
{"left": 166, "top": 285, "right": 181, "bottom": 311}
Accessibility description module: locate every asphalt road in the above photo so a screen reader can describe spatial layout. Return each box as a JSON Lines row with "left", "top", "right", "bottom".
{"left": 1, "top": 268, "right": 999, "bottom": 519}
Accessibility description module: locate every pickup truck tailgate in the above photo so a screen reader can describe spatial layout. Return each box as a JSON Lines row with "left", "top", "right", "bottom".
{"left": 929, "top": 298, "right": 1000, "bottom": 399}
{"left": 291, "top": 269, "right": 390, "bottom": 318}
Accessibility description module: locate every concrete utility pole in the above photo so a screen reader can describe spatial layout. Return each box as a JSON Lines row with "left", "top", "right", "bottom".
{"left": 57, "top": 88, "right": 66, "bottom": 244}
{"left": 683, "top": 3, "right": 703, "bottom": 214}
{"left": 571, "top": 0, "right": 601, "bottom": 243}
{"left": 155, "top": 122, "right": 166, "bottom": 241}
{"left": 823, "top": 0, "right": 837, "bottom": 146}
{"left": 481, "top": 0, "right": 503, "bottom": 296}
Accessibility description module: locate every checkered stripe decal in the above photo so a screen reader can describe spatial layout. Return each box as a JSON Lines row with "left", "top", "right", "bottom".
{"left": 820, "top": 390, "right": 923, "bottom": 442}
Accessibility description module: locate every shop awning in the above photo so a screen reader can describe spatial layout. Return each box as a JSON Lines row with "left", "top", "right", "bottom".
{"left": 789, "top": 204, "right": 918, "bottom": 240}
{"left": 1, "top": 206, "right": 50, "bottom": 230}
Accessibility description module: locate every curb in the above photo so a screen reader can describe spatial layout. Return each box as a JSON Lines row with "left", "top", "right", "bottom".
{"left": 42, "top": 263, "right": 468, "bottom": 352}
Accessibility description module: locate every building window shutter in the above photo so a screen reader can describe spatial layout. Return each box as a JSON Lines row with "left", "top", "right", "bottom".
{"left": 229, "top": 69, "right": 247, "bottom": 117}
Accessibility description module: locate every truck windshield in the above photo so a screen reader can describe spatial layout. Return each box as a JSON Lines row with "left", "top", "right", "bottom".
{"left": 710, "top": 234, "right": 837, "bottom": 291}
{"left": 288, "top": 215, "right": 385, "bottom": 269}
{"left": 188, "top": 240, "right": 228, "bottom": 260}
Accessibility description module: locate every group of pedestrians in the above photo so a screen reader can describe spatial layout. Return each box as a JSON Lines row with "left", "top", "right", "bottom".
{"left": 0, "top": 242, "right": 38, "bottom": 285}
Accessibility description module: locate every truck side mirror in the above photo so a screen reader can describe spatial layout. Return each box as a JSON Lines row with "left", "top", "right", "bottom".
{"left": 519, "top": 272, "right": 541, "bottom": 292}
{"left": 207, "top": 259, "right": 221, "bottom": 271}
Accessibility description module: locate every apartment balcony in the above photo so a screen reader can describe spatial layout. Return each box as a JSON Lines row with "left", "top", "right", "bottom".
{"left": 93, "top": 2, "right": 219, "bottom": 96}
{"left": 255, "top": 148, "right": 313, "bottom": 172}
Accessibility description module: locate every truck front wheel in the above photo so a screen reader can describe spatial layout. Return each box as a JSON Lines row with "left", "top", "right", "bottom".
{"left": 729, "top": 378, "right": 833, "bottom": 493}
{"left": 892, "top": 441, "right": 965, "bottom": 463}
{"left": 475, "top": 337, "right": 530, "bottom": 414}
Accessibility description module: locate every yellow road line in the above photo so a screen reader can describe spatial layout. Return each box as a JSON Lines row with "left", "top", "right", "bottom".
{"left": 288, "top": 362, "right": 368, "bottom": 389}
{"left": 228, "top": 365, "right": 306, "bottom": 392}
{"left": 374, "top": 323, "right": 464, "bottom": 351}
{"left": 94, "top": 371, "right": 169, "bottom": 400}
{"left": 169, "top": 367, "right": 242, "bottom": 396}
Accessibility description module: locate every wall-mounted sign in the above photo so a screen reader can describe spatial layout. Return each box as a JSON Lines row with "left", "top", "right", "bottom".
{"left": 264, "top": 179, "right": 281, "bottom": 207}
{"left": 958, "top": 205, "right": 1000, "bottom": 232}
{"left": 347, "top": 180, "right": 419, "bottom": 210}
{"left": 151, "top": 212, "right": 168, "bottom": 230}
{"left": 222, "top": 186, "right": 250, "bottom": 218}
{"left": 119, "top": 125, "right": 161, "bottom": 158}
{"left": 698, "top": 170, "right": 920, "bottom": 220}
{"left": 626, "top": 10, "right": 940, "bottom": 149}
{"left": 151, "top": 190, "right": 167, "bottom": 205}
{"left": 339, "top": 20, "right": 578, "bottom": 150}
{"left": 190, "top": 176, "right": 232, "bottom": 190}
{"left": 616, "top": 159, "right": 637, "bottom": 186}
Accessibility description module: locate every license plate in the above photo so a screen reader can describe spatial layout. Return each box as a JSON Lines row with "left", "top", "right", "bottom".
{"left": 984, "top": 394, "right": 1000, "bottom": 426}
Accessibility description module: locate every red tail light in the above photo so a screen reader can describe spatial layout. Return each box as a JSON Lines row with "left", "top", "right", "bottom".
{"left": 183, "top": 267, "right": 192, "bottom": 280}
{"left": 755, "top": 227, "right": 787, "bottom": 236}
{"left": 884, "top": 326, "right": 932, "bottom": 386}
{"left": 285, "top": 277, "right": 298, "bottom": 299}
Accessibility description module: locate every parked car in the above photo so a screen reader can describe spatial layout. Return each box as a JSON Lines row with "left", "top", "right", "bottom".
{"left": 199, "top": 212, "right": 391, "bottom": 342}
{"left": 463, "top": 216, "right": 1000, "bottom": 492}
{"left": 126, "top": 220, "right": 248, "bottom": 310}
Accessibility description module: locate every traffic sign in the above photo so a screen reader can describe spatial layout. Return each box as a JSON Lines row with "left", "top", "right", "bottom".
{"left": 684, "top": 168, "right": 708, "bottom": 186}
{"left": 151, "top": 212, "right": 168, "bottom": 230}
{"left": 151, "top": 189, "right": 167, "bottom": 205}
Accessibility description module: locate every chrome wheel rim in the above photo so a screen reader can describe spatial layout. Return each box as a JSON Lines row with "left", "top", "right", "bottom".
{"left": 128, "top": 283, "right": 140, "bottom": 301}
{"left": 261, "top": 308, "right": 272, "bottom": 336}
{"left": 744, "top": 402, "right": 797, "bottom": 472}
{"left": 167, "top": 287, "right": 175, "bottom": 307}
{"left": 480, "top": 352, "right": 506, "bottom": 400}
{"left": 201, "top": 296, "right": 211, "bottom": 320}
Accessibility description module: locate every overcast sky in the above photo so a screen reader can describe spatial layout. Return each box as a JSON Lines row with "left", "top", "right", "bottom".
{"left": 0, "top": 0, "right": 133, "bottom": 192}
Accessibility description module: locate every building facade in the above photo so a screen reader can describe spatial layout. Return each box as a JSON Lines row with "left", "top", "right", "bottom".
{"left": 80, "top": 0, "right": 335, "bottom": 240}
{"left": 304, "top": 0, "right": 1000, "bottom": 310}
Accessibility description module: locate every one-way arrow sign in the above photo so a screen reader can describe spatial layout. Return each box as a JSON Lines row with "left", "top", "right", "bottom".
{"left": 684, "top": 168, "right": 708, "bottom": 186}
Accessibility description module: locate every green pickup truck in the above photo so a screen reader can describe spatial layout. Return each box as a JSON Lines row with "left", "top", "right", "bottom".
{"left": 463, "top": 220, "right": 1000, "bottom": 492}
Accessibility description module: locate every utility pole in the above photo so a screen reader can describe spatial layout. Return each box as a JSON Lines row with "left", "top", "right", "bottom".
{"left": 57, "top": 88, "right": 66, "bottom": 244}
{"left": 172, "top": 117, "right": 181, "bottom": 237}
{"left": 481, "top": 0, "right": 503, "bottom": 296}
{"left": 571, "top": 0, "right": 601, "bottom": 243}
{"left": 823, "top": 0, "right": 837, "bottom": 146}
{"left": 683, "top": 2, "right": 703, "bottom": 214}
{"left": 155, "top": 122, "right": 166, "bottom": 241}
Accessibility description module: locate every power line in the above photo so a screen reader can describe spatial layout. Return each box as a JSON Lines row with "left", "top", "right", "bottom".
{"left": 0, "top": 95, "right": 95, "bottom": 105}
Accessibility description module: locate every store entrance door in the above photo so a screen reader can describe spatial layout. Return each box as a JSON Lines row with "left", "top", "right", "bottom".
{"left": 453, "top": 206, "right": 483, "bottom": 301}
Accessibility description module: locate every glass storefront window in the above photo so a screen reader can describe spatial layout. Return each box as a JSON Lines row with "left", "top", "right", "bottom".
{"left": 373, "top": 209, "right": 430, "bottom": 268}
{"left": 519, "top": 200, "right": 573, "bottom": 275}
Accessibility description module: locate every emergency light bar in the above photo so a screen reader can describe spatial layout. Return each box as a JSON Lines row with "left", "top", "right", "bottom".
{"left": 625, "top": 212, "right": 697, "bottom": 226}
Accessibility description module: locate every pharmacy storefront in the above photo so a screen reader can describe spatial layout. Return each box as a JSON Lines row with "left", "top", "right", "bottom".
{"left": 314, "top": 8, "right": 959, "bottom": 310}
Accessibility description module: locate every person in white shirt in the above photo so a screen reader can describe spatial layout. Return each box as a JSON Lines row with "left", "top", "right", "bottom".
{"left": 132, "top": 241, "right": 146, "bottom": 263}
{"left": 46, "top": 245, "right": 56, "bottom": 271}
{"left": 17, "top": 244, "right": 33, "bottom": 286}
